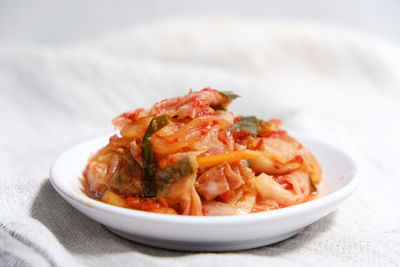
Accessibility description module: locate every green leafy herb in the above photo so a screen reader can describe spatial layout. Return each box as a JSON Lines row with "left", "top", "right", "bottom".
{"left": 142, "top": 115, "right": 169, "bottom": 197}
{"left": 219, "top": 91, "right": 240, "bottom": 100}
{"left": 212, "top": 91, "right": 240, "bottom": 110}
{"left": 114, "top": 174, "right": 122, "bottom": 183}
{"left": 230, "top": 116, "right": 261, "bottom": 136}
{"left": 309, "top": 175, "right": 318, "bottom": 191}
{"left": 213, "top": 104, "right": 226, "bottom": 111}
{"left": 156, "top": 157, "right": 193, "bottom": 191}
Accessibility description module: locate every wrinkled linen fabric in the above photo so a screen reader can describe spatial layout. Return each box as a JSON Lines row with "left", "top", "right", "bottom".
{"left": 0, "top": 19, "right": 399, "bottom": 267}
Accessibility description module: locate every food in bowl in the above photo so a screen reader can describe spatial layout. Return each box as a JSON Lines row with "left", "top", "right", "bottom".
{"left": 83, "top": 88, "right": 321, "bottom": 216}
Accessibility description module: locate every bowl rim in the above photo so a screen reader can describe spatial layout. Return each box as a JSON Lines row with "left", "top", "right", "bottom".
{"left": 50, "top": 131, "right": 359, "bottom": 225}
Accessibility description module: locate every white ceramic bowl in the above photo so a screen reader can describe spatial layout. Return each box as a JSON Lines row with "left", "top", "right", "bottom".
{"left": 50, "top": 132, "right": 358, "bottom": 251}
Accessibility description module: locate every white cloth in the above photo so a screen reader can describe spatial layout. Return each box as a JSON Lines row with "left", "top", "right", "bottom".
{"left": 0, "top": 19, "right": 399, "bottom": 267}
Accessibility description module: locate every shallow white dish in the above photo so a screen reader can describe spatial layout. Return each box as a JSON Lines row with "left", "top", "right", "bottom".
{"left": 50, "top": 132, "right": 358, "bottom": 251}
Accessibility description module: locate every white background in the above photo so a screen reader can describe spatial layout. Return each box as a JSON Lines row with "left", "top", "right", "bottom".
{"left": 1, "top": 0, "right": 399, "bottom": 45}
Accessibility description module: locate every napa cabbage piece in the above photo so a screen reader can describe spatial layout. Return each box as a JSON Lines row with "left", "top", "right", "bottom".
{"left": 149, "top": 88, "right": 236, "bottom": 119}
{"left": 255, "top": 171, "right": 311, "bottom": 206}
{"left": 151, "top": 114, "right": 233, "bottom": 156}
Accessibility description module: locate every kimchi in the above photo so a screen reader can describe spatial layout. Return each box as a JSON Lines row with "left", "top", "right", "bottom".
{"left": 83, "top": 88, "right": 321, "bottom": 216}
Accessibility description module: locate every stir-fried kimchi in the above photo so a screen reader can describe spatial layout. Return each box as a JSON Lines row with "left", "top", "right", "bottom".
{"left": 83, "top": 89, "right": 321, "bottom": 216}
